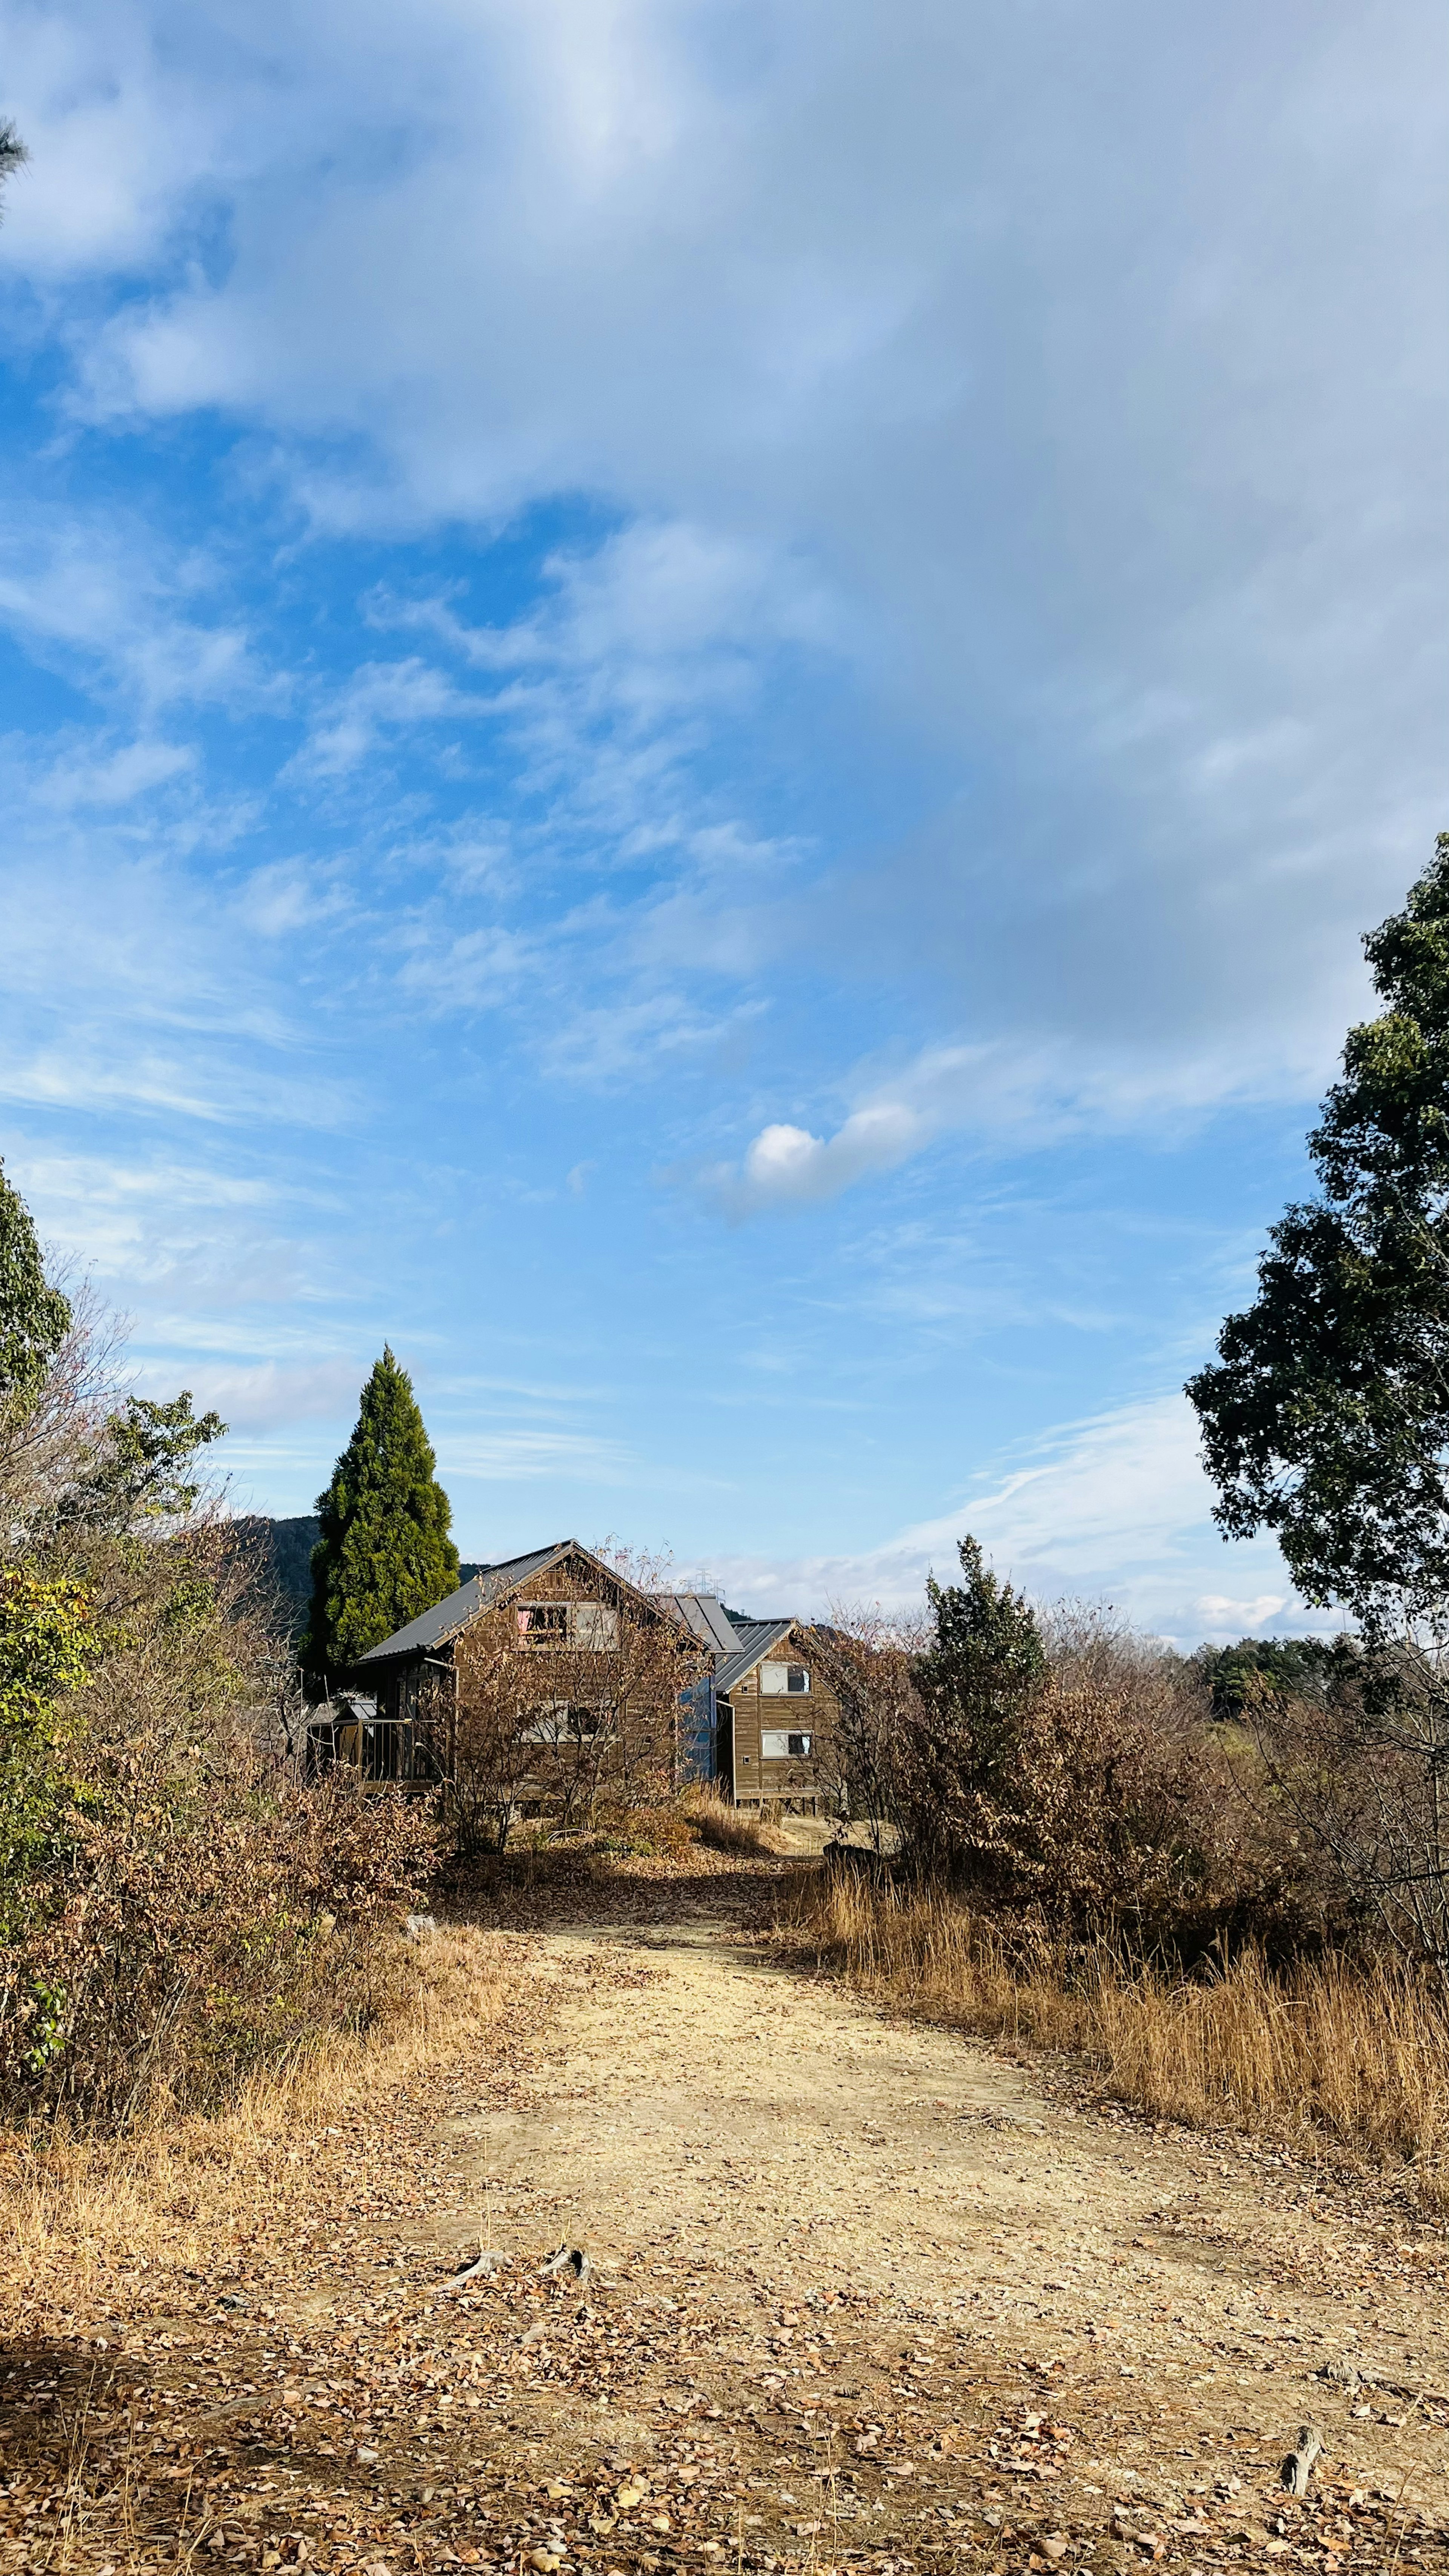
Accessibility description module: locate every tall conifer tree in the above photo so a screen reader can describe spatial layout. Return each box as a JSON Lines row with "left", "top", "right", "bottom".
{"left": 305, "top": 1349, "right": 460, "bottom": 1678}
{"left": 1, "top": 1154, "right": 71, "bottom": 1399}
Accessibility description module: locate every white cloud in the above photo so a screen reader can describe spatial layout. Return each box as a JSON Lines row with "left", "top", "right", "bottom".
{"left": 238, "top": 858, "right": 352, "bottom": 938}
{"left": 32, "top": 0, "right": 1437, "bottom": 1146}
{"left": 285, "top": 658, "right": 485, "bottom": 780}
{"left": 136, "top": 1356, "right": 362, "bottom": 1433}
{"left": 0, "top": 517, "right": 273, "bottom": 716}
{"left": 674, "top": 1391, "right": 1323, "bottom": 1648}
{"left": 33, "top": 737, "right": 196, "bottom": 808}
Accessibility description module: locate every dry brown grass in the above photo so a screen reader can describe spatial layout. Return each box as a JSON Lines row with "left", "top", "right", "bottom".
{"left": 677, "top": 1781, "right": 785, "bottom": 1857}
{"left": 0, "top": 1922, "right": 515, "bottom": 2329}
{"left": 791, "top": 1870, "right": 1449, "bottom": 2195}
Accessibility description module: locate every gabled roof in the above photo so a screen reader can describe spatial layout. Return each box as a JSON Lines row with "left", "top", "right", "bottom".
{"left": 713, "top": 1617, "right": 796, "bottom": 1697}
{"left": 352, "top": 1540, "right": 675, "bottom": 1668}
{"left": 663, "top": 1593, "right": 743, "bottom": 1657}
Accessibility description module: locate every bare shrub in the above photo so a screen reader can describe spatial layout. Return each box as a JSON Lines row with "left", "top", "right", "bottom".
{"left": 809, "top": 1604, "right": 926, "bottom": 1846}
{"left": 1251, "top": 1634, "right": 1449, "bottom": 1984}
{"left": 441, "top": 1566, "right": 701, "bottom": 1854}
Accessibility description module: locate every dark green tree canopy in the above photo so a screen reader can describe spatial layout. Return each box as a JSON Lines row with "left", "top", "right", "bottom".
{"left": 306, "top": 1348, "right": 460, "bottom": 1678}
{"left": 1, "top": 1155, "right": 71, "bottom": 1401}
{"left": 911, "top": 1534, "right": 1046, "bottom": 1794}
{"left": 1189, "top": 835, "right": 1449, "bottom": 1629}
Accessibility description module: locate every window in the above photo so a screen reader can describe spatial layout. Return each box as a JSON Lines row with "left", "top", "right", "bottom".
{"left": 761, "top": 1729, "right": 812, "bottom": 1761}
{"left": 515, "top": 1601, "right": 619, "bottom": 1647}
{"left": 517, "top": 1702, "right": 607, "bottom": 1744}
{"left": 572, "top": 1601, "right": 619, "bottom": 1650}
{"left": 760, "top": 1660, "right": 809, "bottom": 1695}
{"left": 518, "top": 1602, "right": 568, "bottom": 1642}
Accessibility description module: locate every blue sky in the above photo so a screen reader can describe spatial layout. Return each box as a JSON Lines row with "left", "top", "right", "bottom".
{"left": 2, "top": 0, "right": 1446, "bottom": 1640}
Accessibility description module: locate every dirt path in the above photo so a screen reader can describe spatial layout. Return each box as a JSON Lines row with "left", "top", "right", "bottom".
{"left": 445, "top": 1902, "right": 1449, "bottom": 2571}
{"left": 5, "top": 1886, "right": 1449, "bottom": 2576}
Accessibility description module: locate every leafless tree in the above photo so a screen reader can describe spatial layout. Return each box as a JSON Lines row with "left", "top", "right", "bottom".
{"left": 439, "top": 1561, "right": 702, "bottom": 1855}
{"left": 809, "top": 1604, "right": 930, "bottom": 1848}
{"left": 1253, "top": 1636, "right": 1449, "bottom": 1984}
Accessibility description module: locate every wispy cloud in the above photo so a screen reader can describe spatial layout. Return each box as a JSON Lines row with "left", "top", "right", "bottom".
{"left": 676, "top": 1392, "right": 1315, "bottom": 1649}
{"left": 0, "top": 518, "right": 275, "bottom": 717}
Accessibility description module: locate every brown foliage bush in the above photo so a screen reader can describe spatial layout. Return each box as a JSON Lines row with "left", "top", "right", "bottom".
{"left": 2, "top": 1330, "right": 437, "bottom": 2127}
{"left": 815, "top": 1591, "right": 1329, "bottom": 1961}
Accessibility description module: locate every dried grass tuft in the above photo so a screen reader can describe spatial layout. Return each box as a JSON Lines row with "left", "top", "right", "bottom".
{"left": 789, "top": 1871, "right": 1449, "bottom": 2199}
{"left": 677, "top": 1782, "right": 785, "bottom": 1857}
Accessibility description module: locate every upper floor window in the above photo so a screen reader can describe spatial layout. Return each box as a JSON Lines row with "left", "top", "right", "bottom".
{"left": 760, "top": 1659, "right": 809, "bottom": 1695}
{"left": 516, "top": 1600, "right": 620, "bottom": 1649}
{"left": 518, "top": 1603, "right": 568, "bottom": 1642}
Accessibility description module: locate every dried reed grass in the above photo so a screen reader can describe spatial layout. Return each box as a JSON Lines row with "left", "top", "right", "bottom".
{"left": 0, "top": 1922, "right": 515, "bottom": 2324}
{"left": 677, "top": 1782, "right": 784, "bottom": 1858}
{"left": 791, "top": 1871, "right": 1449, "bottom": 2194}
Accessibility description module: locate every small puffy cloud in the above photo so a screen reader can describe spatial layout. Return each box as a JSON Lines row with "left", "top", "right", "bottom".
{"left": 735, "top": 1103, "right": 927, "bottom": 1208}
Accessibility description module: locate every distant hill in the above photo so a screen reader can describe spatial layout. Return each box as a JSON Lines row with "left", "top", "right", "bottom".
{"left": 231, "top": 1515, "right": 481, "bottom": 1643}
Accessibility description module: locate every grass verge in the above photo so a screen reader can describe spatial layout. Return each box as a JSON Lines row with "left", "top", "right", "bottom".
{"left": 788, "top": 1867, "right": 1449, "bottom": 2194}
{"left": 0, "top": 1922, "right": 516, "bottom": 2333}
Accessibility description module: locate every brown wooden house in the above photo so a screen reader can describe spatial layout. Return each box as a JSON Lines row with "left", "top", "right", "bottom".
{"left": 709, "top": 1616, "right": 837, "bottom": 1815}
{"left": 321, "top": 1538, "right": 839, "bottom": 1819}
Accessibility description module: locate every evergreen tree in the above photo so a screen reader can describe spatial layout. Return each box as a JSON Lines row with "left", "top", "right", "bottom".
{"left": 894, "top": 1535, "right": 1048, "bottom": 1882}
{"left": 305, "top": 1349, "right": 459, "bottom": 1679}
{"left": 911, "top": 1535, "right": 1047, "bottom": 1796}
{"left": 1, "top": 1155, "right": 71, "bottom": 1401}
{"left": 1189, "top": 835, "right": 1449, "bottom": 1631}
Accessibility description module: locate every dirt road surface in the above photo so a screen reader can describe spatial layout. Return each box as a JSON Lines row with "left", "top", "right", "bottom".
{"left": 5, "top": 1877, "right": 1449, "bottom": 2575}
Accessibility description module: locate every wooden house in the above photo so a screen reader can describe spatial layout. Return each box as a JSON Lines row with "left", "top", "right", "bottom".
{"left": 337, "top": 1541, "right": 700, "bottom": 1802}
{"left": 708, "top": 1617, "right": 837, "bottom": 1816}
{"left": 328, "top": 1538, "right": 839, "bottom": 1818}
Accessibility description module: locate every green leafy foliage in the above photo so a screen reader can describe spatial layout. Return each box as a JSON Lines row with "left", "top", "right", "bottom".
{"left": 0, "top": 1154, "right": 71, "bottom": 1400}
{"left": 0, "top": 1569, "right": 98, "bottom": 1942}
{"left": 305, "top": 1347, "right": 460, "bottom": 1677}
{"left": 1192, "top": 1633, "right": 1352, "bottom": 1722}
{"left": 62, "top": 1390, "right": 227, "bottom": 1536}
{"left": 1189, "top": 835, "right": 1449, "bottom": 1630}
{"left": 894, "top": 1536, "right": 1048, "bottom": 1884}
{"left": 911, "top": 1535, "right": 1047, "bottom": 1794}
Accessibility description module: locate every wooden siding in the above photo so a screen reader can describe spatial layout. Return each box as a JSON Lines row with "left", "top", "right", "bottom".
{"left": 729, "top": 1629, "right": 839, "bottom": 1815}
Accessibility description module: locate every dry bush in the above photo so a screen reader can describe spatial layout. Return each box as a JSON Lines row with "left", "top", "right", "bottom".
{"left": 790, "top": 1870, "right": 1449, "bottom": 2190}
{"left": 1247, "top": 1639, "right": 1449, "bottom": 1984}
{"left": 2, "top": 1516, "right": 436, "bottom": 2125}
{"left": 1, "top": 1922, "right": 512, "bottom": 2327}
{"left": 590, "top": 1798, "right": 696, "bottom": 1860}
{"left": 817, "top": 1596, "right": 1317, "bottom": 1953}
